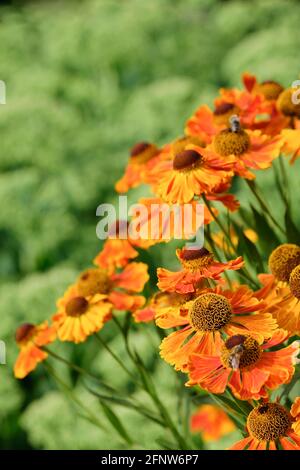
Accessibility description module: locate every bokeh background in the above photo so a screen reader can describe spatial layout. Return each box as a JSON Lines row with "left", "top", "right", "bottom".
{"left": 1, "top": 0, "right": 300, "bottom": 450}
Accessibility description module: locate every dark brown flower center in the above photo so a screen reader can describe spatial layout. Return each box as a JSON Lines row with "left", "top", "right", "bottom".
{"left": 189, "top": 293, "right": 232, "bottom": 332}
{"left": 129, "top": 141, "right": 158, "bottom": 164}
{"left": 179, "top": 247, "right": 213, "bottom": 272}
{"left": 268, "top": 243, "right": 300, "bottom": 282}
{"left": 130, "top": 142, "right": 150, "bottom": 157}
{"left": 247, "top": 403, "right": 291, "bottom": 442}
{"left": 180, "top": 247, "right": 210, "bottom": 261}
{"left": 214, "top": 102, "right": 235, "bottom": 116}
{"left": 15, "top": 323, "right": 35, "bottom": 343}
{"left": 172, "top": 136, "right": 205, "bottom": 155}
{"left": 65, "top": 297, "right": 89, "bottom": 317}
{"left": 173, "top": 149, "right": 202, "bottom": 171}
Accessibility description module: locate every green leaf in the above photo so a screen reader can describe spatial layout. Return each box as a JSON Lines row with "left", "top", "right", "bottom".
{"left": 86, "top": 383, "right": 165, "bottom": 427}
{"left": 155, "top": 438, "right": 177, "bottom": 450}
{"left": 251, "top": 205, "right": 281, "bottom": 254}
{"left": 207, "top": 394, "right": 246, "bottom": 433}
{"left": 99, "top": 400, "right": 134, "bottom": 446}
{"left": 232, "top": 221, "right": 264, "bottom": 273}
{"left": 285, "top": 208, "right": 300, "bottom": 244}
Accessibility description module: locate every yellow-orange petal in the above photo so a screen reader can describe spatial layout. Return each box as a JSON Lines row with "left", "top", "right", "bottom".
{"left": 94, "top": 240, "right": 138, "bottom": 270}
{"left": 190, "top": 404, "right": 235, "bottom": 442}
{"left": 14, "top": 346, "right": 48, "bottom": 379}
{"left": 111, "top": 262, "right": 149, "bottom": 292}
{"left": 226, "top": 312, "right": 277, "bottom": 343}
{"left": 133, "top": 307, "right": 155, "bottom": 323}
{"left": 229, "top": 436, "right": 254, "bottom": 450}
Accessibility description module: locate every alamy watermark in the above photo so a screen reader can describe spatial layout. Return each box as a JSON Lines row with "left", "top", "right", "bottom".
{"left": 0, "top": 80, "right": 6, "bottom": 104}
{"left": 291, "top": 80, "right": 300, "bottom": 105}
{"left": 96, "top": 196, "right": 205, "bottom": 249}
{"left": 0, "top": 340, "right": 6, "bottom": 365}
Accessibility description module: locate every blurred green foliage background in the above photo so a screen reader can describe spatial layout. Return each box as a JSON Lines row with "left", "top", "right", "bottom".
{"left": 1, "top": 0, "right": 300, "bottom": 450}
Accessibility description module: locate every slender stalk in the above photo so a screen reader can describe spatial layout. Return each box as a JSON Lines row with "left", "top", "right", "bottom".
{"left": 279, "top": 371, "right": 300, "bottom": 403}
{"left": 205, "top": 225, "right": 232, "bottom": 289}
{"left": 112, "top": 315, "right": 136, "bottom": 362}
{"left": 44, "top": 362, "right": 107, "bottom": 431}
{"left": 203, "top": 195, "right": 259, "bottom": 288}
{"left": 141, "top": 368, "right": 192, "bottom": 449}
{"left": 94, "top": 332, "right": 140, "bottom": 385}
{"left": 246, "top": 179, "right": 285, "bottom": 235}
{"left": 103, "top": 316, "right": 192, "bottom": 448}
{"left": 208, "top": 393, "right": 246, "bottom": 431}
{"left": 43, "top": 346, "right": 116, "bottom": 392}
{"left": 278, "top": 156, "right": 290, "bottom": 206}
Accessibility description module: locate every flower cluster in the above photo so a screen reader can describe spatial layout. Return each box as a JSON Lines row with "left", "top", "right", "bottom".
{"left": 14, "top": 243, "right": 149, "bottom": 377}
{"left": 14, "top": 73, "right": 300, "bottom": 451}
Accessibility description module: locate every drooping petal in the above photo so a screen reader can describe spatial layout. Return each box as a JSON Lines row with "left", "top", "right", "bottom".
{"left": 14, "top": 346, "right": 48, "bottom": 379}
{"left": 229, "top": 436, "right": 254, "bottom": 450}
{"left": 226, "top": 312, "right": 277, "bottom": 342}
{"left": 280, "top": 436, "right": 300, "bottom": 450}
{"left": 159, "top": 328, "right": 206, "bottom": 372}
{"left": 109, "top": 290, "right": 145, "bottom": 312}
{"left": 94, "top": 239, "right": 138, "bottom": 270}
{"left": 133, "top": 307, "right": 155, "bottom": 323}
{"left": 111, "top": 262, "right": 149, "bottom": 292}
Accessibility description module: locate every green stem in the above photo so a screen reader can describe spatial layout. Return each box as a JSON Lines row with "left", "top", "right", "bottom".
{"left": 43, "top": 346, "right": 116, "bottom": 393}
{"left": 44, "top": 362, "right": 106, "bottom": 431}
{"left": 94, "top": 332, "right": 140, "bottom": 385}
{"left": 208, "top": 393, "right": 246, "bottom": 431}
{"left": 278, "top": 156, "right": 290, "bottom": 206}
{"left": 203, "top": 195, "right": 259, "bottom": 288}
{"left": 205, "top": 225, "right": 232, "bottom": 288}
{"left": 105, "top": 317, "right": 192, "bottom": 448}
{"left": 279, "top": 370, "right": 300, "bottom": 403}
{"left": 246, "top": 179, "right": 285, "bottom": 235}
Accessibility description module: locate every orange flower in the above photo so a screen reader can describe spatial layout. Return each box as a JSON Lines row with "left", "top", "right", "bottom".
{"left": 291, "top": 397, "right": 300, "bottom": 435}
{"left": 133, "top": 291, "right": 193, "bottom": 323}
{"left": 115, "top": 141, "right": 160, "bottom": 193}
{"left": 152, "top": 145, "right": 234, "bottom": 204}
{"left": 257, "top": 244, "right": 300, "bottom": 334}
{"left": 108, "top": 262, "right": 149, "bottom": 310}
{"left": 52, "top": 285, "right": 113, "bottom": 343}
{"left": 187, "top": 329, "right": 299, "bottom": 399}
{"left": 185, "top": 105, "right": 230, "bottom": 144}
{"left": 157, "top": 247, "right": 244, "bottom": 294}
{"left": 185, "top": 84, "right": 272, "bottom": 142}
{"left": 14, "top": 322, "right": 56, "bottom": 379}
{"left": 94, "top": 220, "right": 139, "bottom": 270}
{"left": 212, "top": 121, "right": 283, "bottom": 179}
{"left": 53, "top": 261, "right": 149, "bottom": 343}
{"left": 186, "top": 76, "right": 287, "bottom": 143}
{"left": 230, "top": 400, "right": 300, "bottom": 450}
{"left": 144, "top": 136, "right": 205, "bottom": 190}
{"left": 94, "top": 238, "right": 139, "bottom": 270}
{"left": 281, "top": 127, "right": 300, "bottom": 164}
{"left": 214, "top": 86, "right": 273, "bottom": 129}
{"left": 190, "top": 404, "right": 235, "bottom": 442}
{"left": 205, "top": 181, "right": 240, "bottom": 212}
{"left": 128, "top": 197, "right": 215, "bottom": 246}
{"left": 242, "top": 72, "right": 284, "bottom": 101}
{"left": 156, "top": 284, "right": 277, "bottom": 372}
{"left": 256, "top": 273, "right": 300, "bottom": 335}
